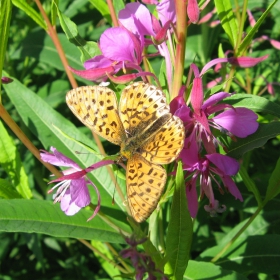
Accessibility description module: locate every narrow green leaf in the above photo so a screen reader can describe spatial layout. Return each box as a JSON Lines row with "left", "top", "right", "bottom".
{"left": 224, "top": 93, "right": 280, "bottom": 118}
{"left": 88, "top": 0, "right": 111, "bottom": 24}
{"left": 56, "top": 8, "right": 100, "bottom": 63}
{"left": 237, "top": 0, "right": 278, "bottom": 55}
{"left": 11, "top": 0, "right": 46, "bottom": 30}
{"left": 227, "top": 122, "right": 280, "bottom": 159}
{"left": 0, "top": 179, "right": 22, "bottom": 199}
{"left": 211, "top": 235, "right": 280, "bottom": 275}
{"left": 184, "top": 260, "right": 247, "bottom": 280}
{"left": 0, "top": 0, "right": 12, "bottom": 89}
{"left": 3, "top": 73, "right": 127, "bottom": 217}
{"left": 165, "top": 162, "right": 193, "bottom": 279}
{"left": 239, "top": 165, "right": 262, "bottom": 206}
{"left": 214, "top": 0, "right": 238, "bottom": 47}
{"left": 264, "top": 157, "right": 280, "bottom": 203}
{"left": 50, "top": 0, "right": 59, "bottom": 26}
{"left": 0, "top": 121, "right": 31, "bottom": 199}
{"left": 0, "top": 199, "right": 126, "bottom": 243}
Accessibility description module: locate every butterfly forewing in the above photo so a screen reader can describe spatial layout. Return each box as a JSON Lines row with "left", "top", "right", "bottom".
{"left": 66, "top": 86, "right": 125, "bottom": 145}
{"left": 126, "top": 154, "right": 167, "bottom": 223}
{"left": 119, "top": 82, "right": 170, "bottom": 137}
{"left": 140, "top": 115, "right": 185, "bottom": 164}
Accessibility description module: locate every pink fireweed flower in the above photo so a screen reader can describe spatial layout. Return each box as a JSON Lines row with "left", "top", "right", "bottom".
{"left": 70, "top": 27, "right": 143, "bottom": 82}
{"left": 186, "top": 64, "right": 259, "bottom": 144}
{"left": 170, "top": 63, "right": 259, "bottom": 217}
{"left": 40, "top": 147, "right": 114, "bottom": 221}
{"left": 179, "top": 134, "right": 242, "bottom": 217}
{"left": 118, "top": 1, "right": 175, "bottom": 91}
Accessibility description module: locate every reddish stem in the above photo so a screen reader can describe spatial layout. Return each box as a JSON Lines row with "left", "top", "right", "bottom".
{"left": 172, "top": 0, "right": 188, "bottom": 99}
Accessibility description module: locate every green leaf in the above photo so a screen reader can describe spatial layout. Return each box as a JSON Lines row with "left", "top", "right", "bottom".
{"left": 212, "top": 235, "right": 280, "bottom": 275}
{"left": 90, "top": 240, "right": 121, "bottom": 277}
{"left": 224, "top": 93, "right": 280, "bottom": 117}
{"left": 184, "top": 260, "right": 247, "bottom": 280}
{"left": 0, "top": 199, "right": 126, "bottom": 243}
{"left": 12, "top": 30, "right": 82, "bottom": 72}
{"left": 89, "top": 0, "right": 111, "bottom": 24}
{"left": 0, "top": 179, "right": 22, "bottom": 199}
{"left": 214, "top": 0, "right": 238, "bottom": 47}
{"left": 11, "top": 0, "right": 46, "bottom": 30}
{"left": 0, "top": 0, "right": 12, "bottom": 89}
{"left": 264, "top": 157, "right": 280, "bottom": 203}
{"left": 239, "top": 165, "right": 262, "bottom": 206}
{"left": 56, "top": 8, "right": 100, "bottom": 63}
{"left": 0, "top": 120, "right": 31, "bottom": 199}
{"left": 164, "top": 162, "right": 193, "bottom": 279}
{"left": 113, "top": 0, "right": 125, "bottom": 16}
{"left": 3, "top": 73, "right": 128, "bottom": 220}
{"left": 237, "top": 0, "right": 278, "bottom": 55}
{"left": 227, "top": 122, "right": 280, "bottom": 159}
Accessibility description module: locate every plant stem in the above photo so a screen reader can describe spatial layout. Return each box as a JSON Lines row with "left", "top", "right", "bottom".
{"left": 34, "top": 0, "right": 78, "bottom": 89}
{"left": 0, "top": 104, "right": 61, "bottom": 177}
{"left": 106, "top": 0, "right": 119, "bottom": 27}
{"left": 172, "top": 0, "right": 188, "bottom": 99}
{"left": 211, "top": 205, "right": 263, "bottom": 263}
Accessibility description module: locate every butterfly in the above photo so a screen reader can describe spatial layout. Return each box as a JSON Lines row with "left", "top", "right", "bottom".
{"left": 66, "top": 82, "right": 185, "bottom": 222}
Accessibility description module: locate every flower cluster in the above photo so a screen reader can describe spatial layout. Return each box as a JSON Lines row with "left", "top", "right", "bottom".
{"left": 170, "top": 63, "right": 259, "bottom": 217}
{"left": 70, "top": 1, "right": 176, "bottom": 90}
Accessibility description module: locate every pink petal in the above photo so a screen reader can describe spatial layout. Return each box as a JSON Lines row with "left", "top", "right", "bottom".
{"left": 191, "top": 77, "right": 204, "bottom": 114}
{"left": 181, "top": 135, "right": 200, "bottom": 170}
{"left": 187, "top": 0, "right": 200, "bottom": 24}
{"left": 269, "top": 38, "right": 280, "bottom": 50}
{"left": 69, "top": 65, "right": 116, "bottom": 81}
{"left": 40, "top": 147, "right": 79, "bottom": 169}
{"left": 60, "top": 190, "right": 82, "bottom": 215}
{"left": 212, "top": 108, "right": 259, "bottom": 137}
{"left": 247, "top": 9, "right": 256, "bottom": 27}
{"left": 186, "top": 178, "right": 199, "bottom": 218}
{"left": 206, "top": 153, "right": 239, "bottom": 176}
{"left": 221, "top": 176, "right": 243, "bottom": 201}
{"left": 157, "top": 0, "right": 176, "bottom": 25}
{"left": 119, "top": 3, "right": 155, "bottom": 36}
{"left": 228, "top": 55, "right": 269, "bottom": 68}
{"left": 84, "top": 55, "right": 112, "bottom": 70}
{"left": 202, "top": 92, "right": 230, "bottom": 110}
{"left": 70, "top": 179, "right": 91, "bottom": 208}
{"left": 100, "top": 27, "right": 136, "bottom": 63}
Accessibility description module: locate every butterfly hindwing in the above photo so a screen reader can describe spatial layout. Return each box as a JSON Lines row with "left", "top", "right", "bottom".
{"left": 126, "top": 154, "right": 167, "bottom": 223}
{"left": 140, "top": 115, "right": 185, "bottom": 164}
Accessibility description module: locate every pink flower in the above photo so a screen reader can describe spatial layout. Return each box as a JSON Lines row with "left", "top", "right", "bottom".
{"left": 70, "top": 27, "right": 143, "bottom": 82}
{"left": 170, "top": 62, "right": 259, "bottom": 217}
{"left": 180, "top": 135, "right": 242, "bottom": 217}
{"left": 40, "top": 147, "right": 113, "bottom": 221}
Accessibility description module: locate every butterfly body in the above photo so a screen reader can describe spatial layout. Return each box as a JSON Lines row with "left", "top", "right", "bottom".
{"left": 66, "top": 82, "right": 185, "bottom": 222}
